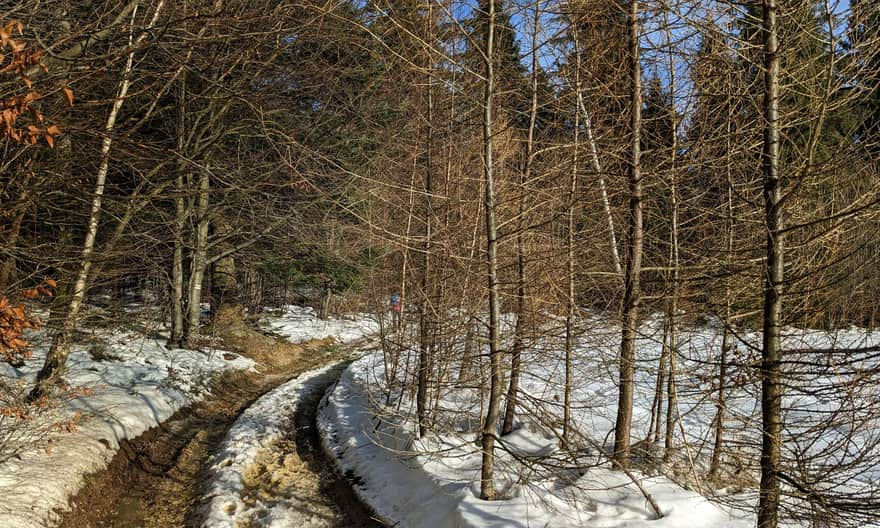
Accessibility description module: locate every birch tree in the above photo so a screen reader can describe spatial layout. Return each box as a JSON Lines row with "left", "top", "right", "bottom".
{"left": 32, "top": 1, "right": 166, "bottom": 396}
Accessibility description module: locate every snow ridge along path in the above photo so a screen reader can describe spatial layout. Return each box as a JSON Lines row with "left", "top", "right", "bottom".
{"left": 319, "top": 359, "right": 461, "bottom": 528}
{"left": 202, "top": 361, "right": 383, "bottom": 527}
{"left": 202, "top": 363, "right": 341, "bottom": 525}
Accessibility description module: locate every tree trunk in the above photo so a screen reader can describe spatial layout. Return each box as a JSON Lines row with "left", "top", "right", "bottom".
{"left": 663, "top": 315, "right": 677, "bottom": 462}
{"left": 563, "top": 30, "right": 582, "bottom": 450}
{"left": 170, "top": 72, "right": 188, "bottom": 347}
{"left": 709, "top": 167, "right": 735, "bottom": 481}
{"left": 0, "top": 170, "right": 33, "bottom": 293}
{"left": 663, "top": 35, "right": 680, "bottom": 462}
{"left": 211, "top": 216, "right": 238, "bottom": 317}
{"left": 577, "top": 92, "right": 622, "bottom": 276}
{"left": 459, "top": 315, "right": 475, "bottom": 384}
{"left": 479, "top": 0, "right": 503, "bottom": 501}
{"left": 400, "top": 156, "right": 419, "bottom": 333}
{"left": 612, "top": 0, "right": 643, "bottom": 470}
{"left": 32, "top": 2, "right": 164, "bottom": 396}
{"left": 758, "top": 0, "right": 783, "bottom": 526}
{"left": 319, "top": 281, "right": 331, "bottom": 320}
{"left": 502, "top": 0, "right": 541, "bottom": 437}
{"left": 0, "top": 201, "right": 27, "bottom": 294}
{"left": 417, "top": 26, "right": 434, "bottom": 438}
{"left": 501, "top": 315, "right": 522, "bottom": 435}
{"left": 709, "top": 322, "right": 730, "bottom": 480}
{"left": 649, "top": 338, "right": 667, "bottom": 447}
{"left": 185, "top": 168, "right": 210, "bottom": 347}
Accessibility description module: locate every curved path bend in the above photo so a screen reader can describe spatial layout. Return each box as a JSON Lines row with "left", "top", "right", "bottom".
{"left": 58, "top": 338, "right": 383, "bottom": 528}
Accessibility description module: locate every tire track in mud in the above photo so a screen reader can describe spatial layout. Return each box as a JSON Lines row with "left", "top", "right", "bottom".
{"left": 57, "top": 335, "right": 382, "bottom": 528}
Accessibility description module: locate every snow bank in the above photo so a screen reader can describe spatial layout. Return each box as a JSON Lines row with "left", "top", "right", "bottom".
{"left": 320, "top": 353, "right": 755, "bottom": 528}
{"left": 319, "top": 360, "right": 462, "bottom": 527}
{"left": 315, "top": 313, "right": 880, "bottom": 528}
{"left": 201, "top": 363, "right": 343, "bottom": 527}
{"left": 0, "top": 327, "right": 253, "bottom": 528}
{"left": 262, "top": 305, "right": 379, "bottom": 343}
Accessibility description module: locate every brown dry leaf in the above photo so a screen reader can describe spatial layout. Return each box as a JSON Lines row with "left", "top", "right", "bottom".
{"left": 62, "top": 86, "right": 74, "bottom": 106}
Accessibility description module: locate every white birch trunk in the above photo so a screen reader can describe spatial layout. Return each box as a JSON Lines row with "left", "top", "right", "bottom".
{"left": 34, "top": 1, "right": 165, "bottom": 393}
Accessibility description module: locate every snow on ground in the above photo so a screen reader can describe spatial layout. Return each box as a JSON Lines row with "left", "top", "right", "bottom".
{"left": 318, "top": 313, "right": 880, "bottom": 528}
{"left": 0, "top": 322, "right": 253, "bottom": 528}
{"left": 321, "top": 353, "right": 752, "bottom": 528}
{"left": 262, "top": 305, "right": 379, "bottom": 343}
{"left": 5, "top": 302, "right": 870, "bottom": 528}
{"left": 201, "top": 363, "right": 345, "bottom": 528}
{"left": 319, "top": 360, "right": 461, "bottom": 528}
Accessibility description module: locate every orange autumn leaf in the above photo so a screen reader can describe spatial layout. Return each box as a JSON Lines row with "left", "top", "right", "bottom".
{"left": 62, "top": 87, "right": 73, "bottom": 106}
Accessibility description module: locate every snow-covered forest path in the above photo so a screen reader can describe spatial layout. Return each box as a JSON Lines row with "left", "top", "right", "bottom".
{"left": 56, "top": 331, "right": 383, "bottom": 528}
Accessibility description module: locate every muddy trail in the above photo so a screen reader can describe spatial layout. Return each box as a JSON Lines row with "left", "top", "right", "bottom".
{"left": 235, "top": 362, "right": 382, "bottom": 528}
{"left": 58, "top": 316, "right": 383, "bottom": 528}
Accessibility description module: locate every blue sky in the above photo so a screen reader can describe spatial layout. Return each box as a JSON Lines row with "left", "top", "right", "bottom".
{"left": 500, "top": 0, "right": 857, "bottom": 97}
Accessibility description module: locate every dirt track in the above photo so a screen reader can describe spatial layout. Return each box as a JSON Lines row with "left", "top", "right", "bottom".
{"left": 57, "top": 326, "right": 383, "bottom": 528}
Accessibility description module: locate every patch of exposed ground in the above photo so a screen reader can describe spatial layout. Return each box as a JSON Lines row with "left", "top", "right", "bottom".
{"left": 240, "top": 445, "right": 332, "bottom": 520}
{"left": 55, "top": 311, "right": 376, "bottom": 527}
